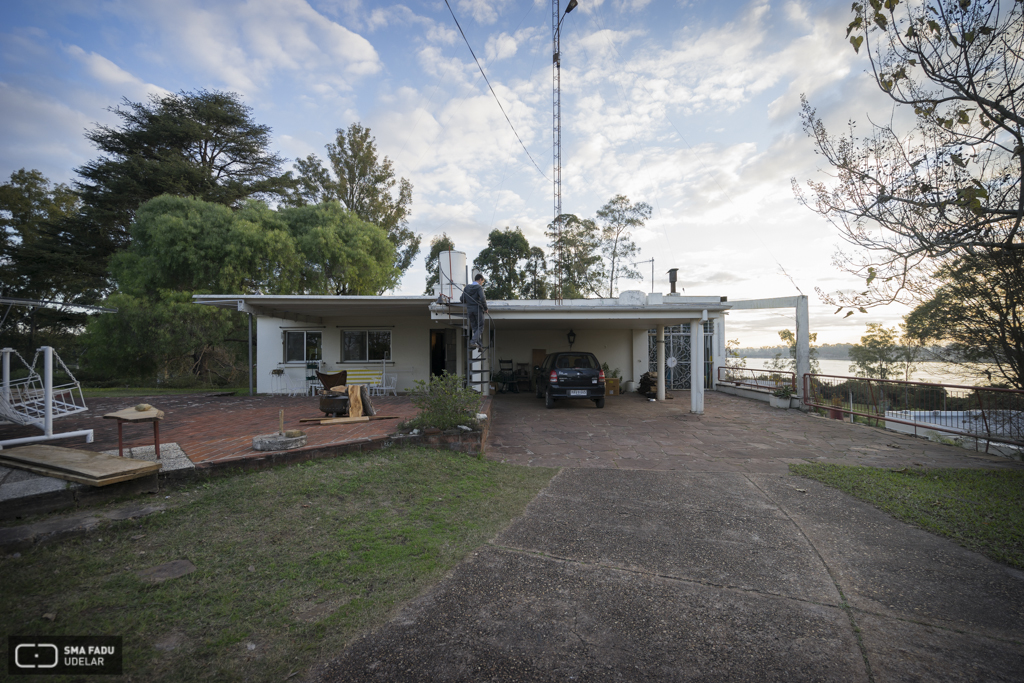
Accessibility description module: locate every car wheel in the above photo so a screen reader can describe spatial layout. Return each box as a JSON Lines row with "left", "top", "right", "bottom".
{"left": 594, "top": 397, "right": 605, "bottom": 409}
{"left": 545, "top": 388, "right": 555, "bottom": 409}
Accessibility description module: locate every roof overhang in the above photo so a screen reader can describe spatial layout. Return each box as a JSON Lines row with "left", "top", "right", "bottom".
{"left": 432, "top": 297, "right": 731, "bottom": 330}
{"left": 193, "top": 295, "right": 436, "bottom": 325}
{"left": 193, "top": 294, "right": 732, "bottom": 329}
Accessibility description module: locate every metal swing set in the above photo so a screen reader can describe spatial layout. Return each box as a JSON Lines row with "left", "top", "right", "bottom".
{"left": 0, "top": 346, "right": 94, "bottom": 449}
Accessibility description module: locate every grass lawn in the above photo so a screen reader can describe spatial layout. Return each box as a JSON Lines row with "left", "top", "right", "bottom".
{"left": 0, "top": 448, "right": 557, "bottom": 682}
{"left": 790, "top": 463, "right": 1024, "bottom": 569}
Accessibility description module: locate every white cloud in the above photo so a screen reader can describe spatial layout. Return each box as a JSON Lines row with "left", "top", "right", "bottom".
{"left": 0, "top": 82, "right": 95, "bottom": 183}
{"left": 66, "top": 45, "right": 169, "bottom": 98}
{"left": 112, "top": 0, "right": 382, "bottom": 95}
{"left": 485, "top": 32, "right": 519, "bottom": 63}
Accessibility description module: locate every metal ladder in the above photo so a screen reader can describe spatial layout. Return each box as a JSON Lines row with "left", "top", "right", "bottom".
{"left": 464, "top": 316, "right": 493, "bottom": 394}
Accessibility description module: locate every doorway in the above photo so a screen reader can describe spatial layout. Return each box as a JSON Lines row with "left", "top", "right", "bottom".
{"left": 430, "top": 329, "right": 457, "bottom": 377}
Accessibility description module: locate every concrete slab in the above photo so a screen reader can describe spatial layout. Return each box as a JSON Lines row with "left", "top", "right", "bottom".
{"left": 751, "top": 474, "right": 1024, "bottom": 641}
{"left": 100, "top": 442, "right": 193, "bottom": 475}
{"left": 495, "top": 469, "right": 840, "bottom": 604}
{"left": 312, "top": 547, "right": 868, "bottom": 683}
{"left": 0, "top": 475, "right": 67, "bottom": 502}
{"left": 856, "top": 612, "right": 1024, "bottom": 682}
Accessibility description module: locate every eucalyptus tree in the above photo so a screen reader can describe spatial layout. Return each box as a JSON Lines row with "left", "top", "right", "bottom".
{"left": 596, "top": 194, "right": 649, "bottom": 297}
{"left": 289, "top": 123, "right": 420, "bottom": 288}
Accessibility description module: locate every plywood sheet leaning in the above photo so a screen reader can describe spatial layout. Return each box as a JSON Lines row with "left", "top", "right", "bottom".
{"left": 0, "top": 444, "right": 162, "bottom": 487}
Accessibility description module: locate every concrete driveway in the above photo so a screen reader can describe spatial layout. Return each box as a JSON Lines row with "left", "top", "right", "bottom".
{"left": 311, "top": 391, "right": 1024, "bottom": 681}
{"left": 485, "top": 390, "right": 1020, "bottom": 472}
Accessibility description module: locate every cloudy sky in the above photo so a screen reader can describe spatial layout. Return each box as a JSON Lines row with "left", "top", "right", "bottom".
{"left": 0, "top": 0, "right": 911, "bottom": 346}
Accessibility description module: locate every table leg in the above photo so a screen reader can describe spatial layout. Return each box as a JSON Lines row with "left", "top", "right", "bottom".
{"left": 154, "top": 419, "right": 161, "bottom": 460}
{"left": 117, "top": 421, "right": 123, "bottom": 458}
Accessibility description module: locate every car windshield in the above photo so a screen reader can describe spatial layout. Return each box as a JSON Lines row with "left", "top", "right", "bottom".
{"left": 555, "top": 355, "right": 598, "bottom": 369}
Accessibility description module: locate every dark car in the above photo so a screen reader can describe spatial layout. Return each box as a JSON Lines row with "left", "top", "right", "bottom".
{"left": 534, "top": 352, "right": 606, "bottom": 409}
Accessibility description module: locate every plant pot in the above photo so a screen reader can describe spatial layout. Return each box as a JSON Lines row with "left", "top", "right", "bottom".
{"left": 769, "top": 395, "right": 790, "bottom": 409}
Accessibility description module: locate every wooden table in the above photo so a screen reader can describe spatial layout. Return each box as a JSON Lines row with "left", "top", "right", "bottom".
{"left": 103, "top": 407, "right": 165, "bottom": 459}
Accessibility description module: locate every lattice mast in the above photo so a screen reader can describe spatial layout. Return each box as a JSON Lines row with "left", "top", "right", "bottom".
{"left": 551, "top": 1, "right": 578, "bottom": 303}
{"left": 553, "top": 0, "right": 562, "bottom": 226}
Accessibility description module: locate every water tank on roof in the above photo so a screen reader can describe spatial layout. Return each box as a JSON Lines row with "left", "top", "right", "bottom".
{"left": 439, "top": 251, "right": 467, "bottom": 301}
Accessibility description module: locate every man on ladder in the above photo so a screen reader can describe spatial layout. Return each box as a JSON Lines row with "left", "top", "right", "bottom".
{"left": 460, "top": 273, "right": 489, "bottom": 350}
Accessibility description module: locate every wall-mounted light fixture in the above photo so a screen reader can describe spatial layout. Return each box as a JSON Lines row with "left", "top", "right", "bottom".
{"left": 567, "top": 329, "right": 576, "bottom": 350}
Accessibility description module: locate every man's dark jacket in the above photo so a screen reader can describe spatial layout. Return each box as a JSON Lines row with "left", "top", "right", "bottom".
{"left": 460, "top": 282, "right": 487, "bottom": 311}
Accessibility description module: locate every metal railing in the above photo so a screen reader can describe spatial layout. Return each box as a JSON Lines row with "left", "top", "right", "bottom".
{"left": 717, "top": 366, "right": 796, "bottom": 393}
{"left": 803, "top": 374, "right": 1024, "bottom": 450}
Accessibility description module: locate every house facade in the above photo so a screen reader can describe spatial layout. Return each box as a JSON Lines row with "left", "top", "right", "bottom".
{"left": 194, "top": 290, "right": 732, "bottom": 412}
{"left": 194, "top": 251, "right": 812, "bottom": 413}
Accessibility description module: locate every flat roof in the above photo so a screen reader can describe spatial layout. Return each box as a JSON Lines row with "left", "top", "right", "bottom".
{"left": 193, "top": 292, "right": 732, "bottom": 328}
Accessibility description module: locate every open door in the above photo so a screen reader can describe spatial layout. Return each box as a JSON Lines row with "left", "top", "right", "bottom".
{"left": 445, "top": 328, "right": 458, "bottom": 374}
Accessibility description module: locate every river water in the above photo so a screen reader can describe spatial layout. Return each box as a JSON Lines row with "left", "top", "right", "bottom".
{"left": 742, "top": 358, "right": 986, "bottom": 387}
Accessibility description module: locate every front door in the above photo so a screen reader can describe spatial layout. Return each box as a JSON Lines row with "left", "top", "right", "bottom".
{"left": 648, "top": 323, "right": 713, "bottom": 390}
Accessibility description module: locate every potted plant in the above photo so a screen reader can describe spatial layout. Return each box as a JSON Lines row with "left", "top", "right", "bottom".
{"left": 770, "top": 385, "right": 794, "bottom": 409}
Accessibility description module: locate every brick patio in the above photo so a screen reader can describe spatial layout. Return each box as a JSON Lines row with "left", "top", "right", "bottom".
{"left": 0, "top": 393, "right": 419, "bottom": 468}
{"left": 3, "top": 389, "right": 1021, "bottom": 474}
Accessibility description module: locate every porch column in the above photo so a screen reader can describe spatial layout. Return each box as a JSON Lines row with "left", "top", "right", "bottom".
{"left": 656, "top": 324, "right": 665, "bottom": 401}
{"left": 795, "top": 295, "right": 810, "bottom": 410}
{"left": 691, "top": 320, "right": 704, "bottom": 414}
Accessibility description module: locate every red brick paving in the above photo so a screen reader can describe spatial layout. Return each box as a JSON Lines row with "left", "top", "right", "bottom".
{"left": 0, "top": 393, "right": 419, "bottom": 468}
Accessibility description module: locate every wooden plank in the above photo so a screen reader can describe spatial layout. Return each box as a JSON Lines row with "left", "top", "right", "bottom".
{"left": 316, "top": 416, "right": 370, "bottom": 425}
{"left": 103, "top": 407, "right": 164, "bottom": 422}
{"left": 300, "top": 415, "right": 398, "bottom": 423}
{"left": 0, "top": 445, "right": 161, "bottom": 486}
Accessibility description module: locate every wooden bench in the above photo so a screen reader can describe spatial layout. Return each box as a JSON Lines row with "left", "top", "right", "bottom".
{"left": 342, "top": 368, "right": 383, "bottom": 388}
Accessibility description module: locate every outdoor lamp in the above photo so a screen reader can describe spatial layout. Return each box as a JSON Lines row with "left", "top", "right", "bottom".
{"left": 567, "top": 329, "right": 576, "bottom": 350}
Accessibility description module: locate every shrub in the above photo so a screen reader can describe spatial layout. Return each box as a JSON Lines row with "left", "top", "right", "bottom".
{"left": 407, "top": 371, "right": 482, "bottom": 431}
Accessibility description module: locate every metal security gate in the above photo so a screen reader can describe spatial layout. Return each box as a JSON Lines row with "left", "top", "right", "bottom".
{"left": 648, "top": 323, "right": 713, "bottom": 390}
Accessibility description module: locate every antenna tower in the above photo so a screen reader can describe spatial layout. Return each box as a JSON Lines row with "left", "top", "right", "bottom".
{"left": 553, "top": 0, "right": 562, "bottom": 225}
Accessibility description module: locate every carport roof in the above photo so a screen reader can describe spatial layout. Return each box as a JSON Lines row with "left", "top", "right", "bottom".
{"left": 193, "top": 293, "right": 731, "bottom": 327}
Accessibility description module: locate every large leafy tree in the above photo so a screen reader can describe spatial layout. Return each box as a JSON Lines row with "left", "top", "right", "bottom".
{"left": 905, "top": 251, "right": 1024, "bottom": 387}
{"left": 796, "top": 0, "right": 1024, "bottom": 310}
{"left": 288, "top": 123, "right": 420, "bottom": 288}
{"left": 33, "top": 89, "right": 293, "bottom": 298}
{"left": 87, "top": 195, "right": 397, "bottom": 382}
{"left": 1, "top": 169, "right": 79, "bottom": 297}
{"left": 110, "top": 196, "right": 301, "bottom": 296}
{"left": 423, "top": 233, "right": 456, "bottom": 294}
{"left": 522, "top": 246, "right": 550, "bottom": 299}
{"left": 596, "top": 194, "right": 648, "bottom": 297}
{"left": 281, "top": 202, "right": 399, "bottom": 296}
{"left": 0, "top": 170, "right": 89, "bottom": 353}
{"left": 77, "top": 89, "right": 292, "bottom": 251}
{"left": 546, "top": 214, "right": 605, "bottom": 299}
{"left": 474, "top": 228, "right": 533, "bottom": 300}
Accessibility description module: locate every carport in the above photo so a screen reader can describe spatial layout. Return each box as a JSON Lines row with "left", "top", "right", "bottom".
{"left": 431, "top": 290, "right": 731, "bottom": 413}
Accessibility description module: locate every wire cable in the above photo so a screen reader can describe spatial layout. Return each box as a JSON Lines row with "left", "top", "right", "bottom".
{"left": 442, "top": 0, "right": 549, "bottom": 181}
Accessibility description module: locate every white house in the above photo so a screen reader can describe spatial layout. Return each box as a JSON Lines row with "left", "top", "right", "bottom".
{"left": 193, "top": 252, "right": 811, "bottom": 414}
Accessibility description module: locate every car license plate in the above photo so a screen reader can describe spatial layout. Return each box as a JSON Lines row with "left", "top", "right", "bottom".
{"left": 569, "top": 390, "right": 587, "bottom": 397}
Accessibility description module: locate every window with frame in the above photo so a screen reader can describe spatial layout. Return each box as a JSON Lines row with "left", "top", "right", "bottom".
{"left": 284, "top": 331, "right": 322, "bottom": 362}
{"left": 342, "top": 330, "right": 392, "bottom": 362}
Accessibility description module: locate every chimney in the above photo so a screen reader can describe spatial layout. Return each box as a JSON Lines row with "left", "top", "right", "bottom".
{"left": 667, "top": 268, "right": 682, "bottom": 295}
